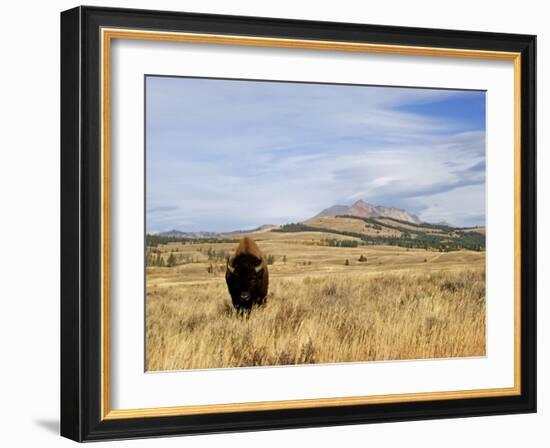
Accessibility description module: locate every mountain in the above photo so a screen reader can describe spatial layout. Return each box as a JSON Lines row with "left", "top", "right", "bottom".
{"left": 315, "top": 200, "right": 422, "bottom": 224}
{"left": 157, "top": 224, "right": 275, "bottom": 239}
{"left": 315, "top": 204, "right": 350, "bottom": 216}
{"left": 156, "top": 230, "right": 220, "bottom": 239}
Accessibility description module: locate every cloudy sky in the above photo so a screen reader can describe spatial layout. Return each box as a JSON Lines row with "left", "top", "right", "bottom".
{"left": 146, "top": 76, "right": 485, "bottom": 233}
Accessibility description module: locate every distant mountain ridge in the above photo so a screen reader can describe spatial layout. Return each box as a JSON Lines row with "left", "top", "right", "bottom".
{"left": 156, "top": 201, "right": 422, "bottom": 238}
{"left": 315, "top": 200, "right": 422, "bottom": 224}
{"left": 157, "top": 224, "right": 274, "bottom": 239}
{"left": 148, "top": 200, "right": 485, "bottom": 252}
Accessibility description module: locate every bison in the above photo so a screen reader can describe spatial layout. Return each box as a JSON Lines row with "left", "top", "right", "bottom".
{"left": 225, "top": 236, "right": 269, "bottom": 311}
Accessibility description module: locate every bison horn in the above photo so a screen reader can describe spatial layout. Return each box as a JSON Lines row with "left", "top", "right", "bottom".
{"left": 254, "top": 262, "right": 263, "bottom": 273}
{"left": 226, "top": 258, "right": 235, "bottom": 273}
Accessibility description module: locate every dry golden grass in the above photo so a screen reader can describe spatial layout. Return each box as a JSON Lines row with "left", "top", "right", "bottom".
{"left": 146, "top": 265, "right": 485, "bottom": 371}
{"left": 147, "top": 238, "right": 483, "bottom": 286}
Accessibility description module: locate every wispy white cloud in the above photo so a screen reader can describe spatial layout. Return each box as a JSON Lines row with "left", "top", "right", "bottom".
{"left": 146, "top": 77, "right": 485, "bottom": 232}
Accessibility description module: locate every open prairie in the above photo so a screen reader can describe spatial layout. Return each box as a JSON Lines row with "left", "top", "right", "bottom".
{"left": 146, "top": 229, "right": 486, "bottom": 371}
{"left": 144, "top": 77, "right": 488, "bottom": 371}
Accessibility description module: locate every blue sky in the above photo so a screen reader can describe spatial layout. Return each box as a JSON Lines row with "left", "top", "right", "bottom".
{"left": 146, "top": 76, "right": 486, "bottom": 233}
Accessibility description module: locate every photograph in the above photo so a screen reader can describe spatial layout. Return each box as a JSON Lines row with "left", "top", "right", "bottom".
{"left": 145, "top": 76, "right": 487, "bottom": 371}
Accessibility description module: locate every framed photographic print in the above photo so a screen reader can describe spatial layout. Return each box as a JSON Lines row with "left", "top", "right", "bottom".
{"left": 60, "top": 6, "right": 536, "bottom": 442}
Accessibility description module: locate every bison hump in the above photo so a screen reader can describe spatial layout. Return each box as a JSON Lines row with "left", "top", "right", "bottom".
{"left": 235, "top": 236, "right": 263, "bottom": 259}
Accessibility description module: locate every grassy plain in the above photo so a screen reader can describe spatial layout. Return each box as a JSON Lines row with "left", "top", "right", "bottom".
{"left": 146, "top": 230, "right": 486, "bottom": 371}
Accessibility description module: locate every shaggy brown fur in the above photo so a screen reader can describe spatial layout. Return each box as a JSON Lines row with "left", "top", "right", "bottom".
{"left": 225, "top": 236, "right": 269, "bottom": 311}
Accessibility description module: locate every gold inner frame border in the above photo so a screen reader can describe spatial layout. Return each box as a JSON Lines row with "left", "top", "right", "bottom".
{"left": 99, "top": 27, "right": 522, "bottom": 420}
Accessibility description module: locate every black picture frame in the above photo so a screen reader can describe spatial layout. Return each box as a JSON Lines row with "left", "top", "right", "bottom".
{"left": 61, "top": 5, "right": 536, "bottom": 442}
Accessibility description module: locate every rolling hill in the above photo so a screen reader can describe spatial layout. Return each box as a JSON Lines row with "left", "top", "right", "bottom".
{"left": 148, "top": 201, "right": 484, "bottom": 252}
{"left": 273, "top": 214, "right": 485, "bottom": 251}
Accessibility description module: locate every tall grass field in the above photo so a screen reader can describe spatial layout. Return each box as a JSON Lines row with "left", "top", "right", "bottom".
{"left": 146, "top": 237, "right": 485, "bottom": 371}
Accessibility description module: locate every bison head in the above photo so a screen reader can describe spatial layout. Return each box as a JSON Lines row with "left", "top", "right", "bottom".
{"left": 226, "top": 255, "right": 264, "bottom": 302}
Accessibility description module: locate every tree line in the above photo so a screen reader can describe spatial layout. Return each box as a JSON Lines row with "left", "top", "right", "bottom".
{"left": 272, "top": 218, "right": 485, "bottom": 252}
